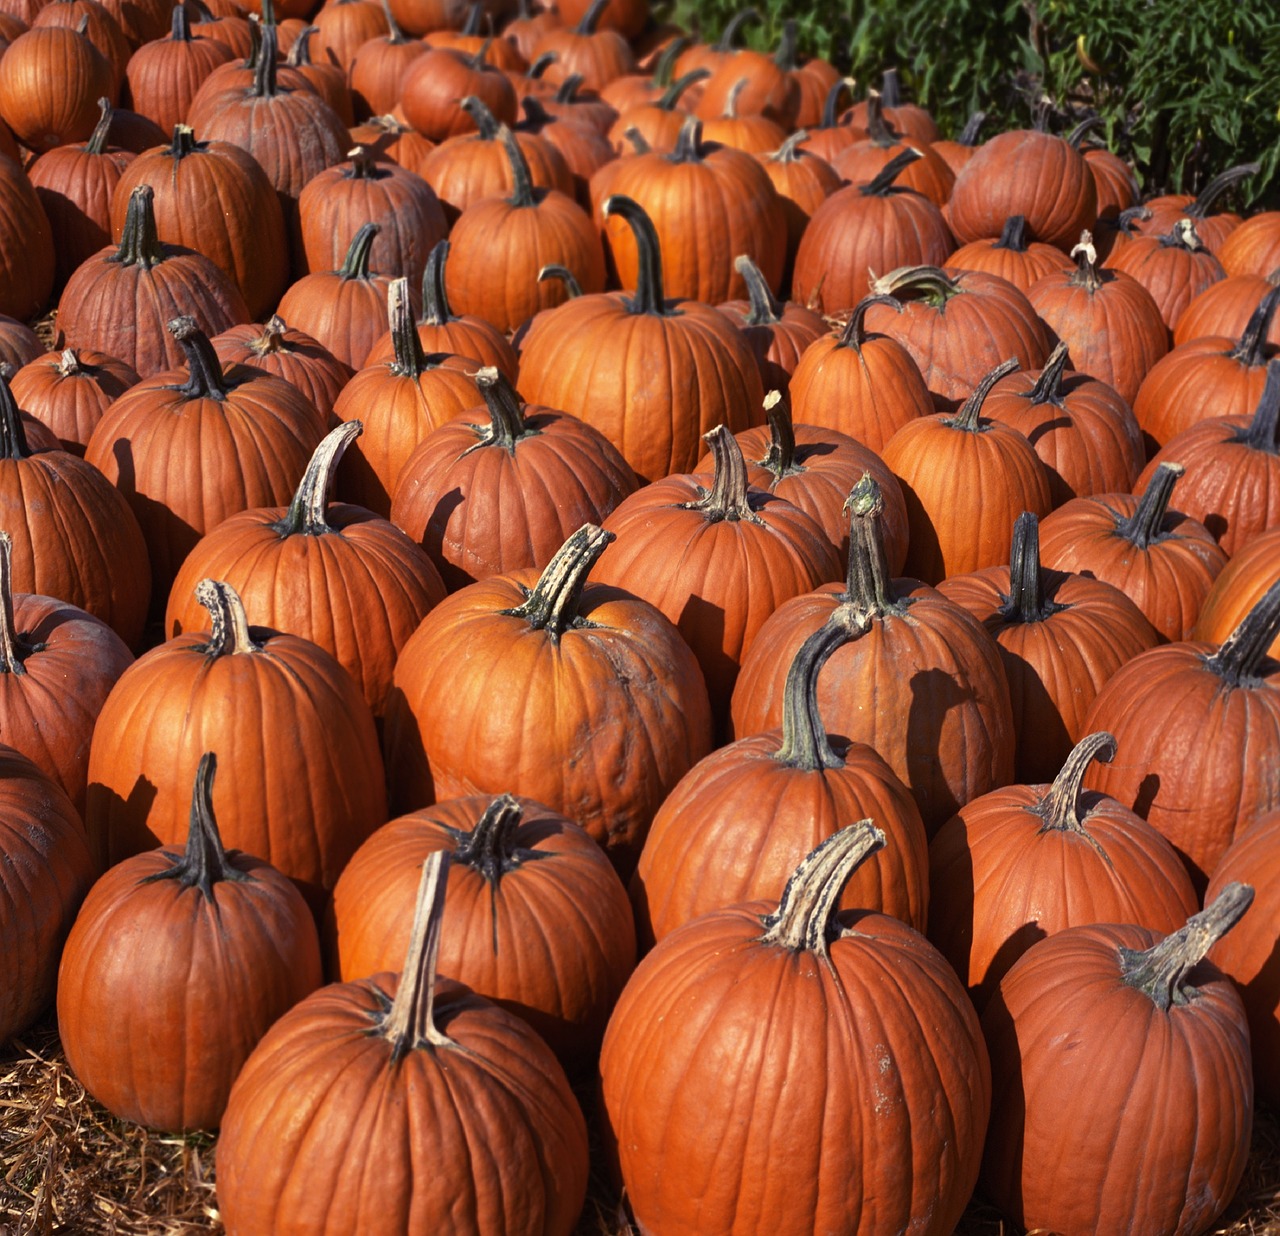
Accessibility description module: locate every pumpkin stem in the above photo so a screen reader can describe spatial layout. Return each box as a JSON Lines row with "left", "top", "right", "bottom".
{"left": 167, "top": 123, "right": 200, "bottom": 161}
{"left": 1229, "top": 284, "right": 1280, "bottom": 368}
{"left": 249, "top": 315, "right": 290, "bottom": 356}
{"left": 621, "top": 126, "right": 651, "bottom": 155}
{"left": 773, "top": 19, "right": 797, "bottom": 69}
{"left": 1002, "top": 512, "right": 1061, "bottom": 624}
{"left": 949, "top": 358, "right": 1020, "bottom": 432}
{"left": 499, "top": 125, "right": 537, "bottom": 208}
{"left": 1161, "top": 218, "right": 1203, "bottom": 252}
{"left": 957, "top": 110, "right": 986, "bottom": 146}
{"left": 171, "top": 3, "right": 192, "bottom": 40}
{"left": 691, "top": 425, "right": 761, "bottom": 523}
{"left": 0, "top": 370, "right": 31, "bottom": 462}
{"left": 381, "top": 0, "right": 406, "bottom": 42}
{"left": 0, "top": 532, "right": 30, "bottom": 676}
{"left": 553, "top": 73, "right": 585, "bottom": 105}
{"left": 420, "top": 240, "right": 455, "bottom": 327}
{"left": 994, "top": 215, "right": 1030, "bottom": 253}
{"left": 170, "top": 316, "right": 229, "bottom": 401}
{"left": 657, "top": 68, "right": 707, "bottom": 110}
{"left": 604, "top": 195, "right": 669, "bottom": 317}
{"left": 260, "top": 0, "right": 276, "bottom": 28}
{"left": 55, "top": 349, "right": 84, "bottom": 377}
{"left": 339, "top": 222, "right": 379, "bottom": 280}
{"left": 1069, "top": 231, "right": 1103, "bottom": 292}
{"left": 239, "top": 15, "right": 261, "bottom": 68}
{"left": 460, "top": 95, "right": 501, "bottom": 141}
{"left": 468, "top": 37, "right": 496, "bottom": 71}
{"left": 472, "top": 367, "right": 532, "bottom": 452}
{"left": 1236, "top": 358, "right": 1280, "bottom": 453}
{"left": 1189, "top": 162, "right": 1260, "bottom": 218}
{"left": 385, "top": 276, "right": 427, "bottom": 377}
{"left": 196, "top": 578, "right": 262, "bottom": 657}
{"left": 141, "top": 753, "right": 252, "bottom": 899}
{"left": 252, "top": 24, "right": 279, "bottom": 97}
{"left": 1116, "top": 462, "right": 1184, "bottom": 549}
{"left": 842, "top": 472, "right": 900, "bottom": 615}
{"left": 879, "top": 66, "right": 902, "bottom": 107}
{"left": 819, "top": 78, "right": 851, "bottom": 129}
{"left": 574, "top": 0, "right": 608, "bottom": 34}
{"left": 862, "top": 90, "right": 897, "bottom": 146}
{"left": 836, "top": 294, "right": 900, "bottom": 351}
{"left": 452, "top": 794, "right": 524, "bottom": 884}
{"left": 735, "top": 254, "right": 782, "bottom": 324}
{"left": 1119, "top": 882, "right": 1254, "bottom": 1011}
{"left": 1205, "top": 577, "right": 1280, "bottom": 687}
{"left": 538, "top": 264, "right": 583, "bottom": 298}
{"left": 758, "top": 821, "right": 887, "bottom": 961}
{"left": 286, "top": 26, "right": 317, "bottom": 67}
{"left": 1026, "top": 340, "right": 1070, "bottom": 406}
{"left": 1065, "top": 115, "right": 1103, "bottom": 149}
{"left": 276, "top": 422, "right": 362, "bottom": 537}
{"left": 459, "top": 0, "right": 482, "bottom": 35}
{"left": 757, "top": 390, "right": 797, "bottom": 480}
{"left": 85, "top": 98, "right": 113, "bottom": 154}
{"left": 381, "top": 851, "right": 456, "bottom": 1058}
{"left": 721, "top": 77, "right": 748, "bottom": 120}
{"left": 650, "top": 36, "right": 688, "bottom": 87}
{"left": 869, "top": 264, "right": 960, "bottom": 307}
{"left": 111, "top": 185, "right": 165, "bottom": 270}
{"left": 714, "top": 7, "right": 758, "bottom": 52}
{"left": 344, "top": 145, "right": 383, "bottom": 180}
{"left": 1037, "top": 731, "right": 1116, "bottom": 833}
{"left": 525, "top": 50, "right": 557, "bottom": 80}
{"left": 861, "top": 146, "right": 921, "bottom": 196}
{"left": 670, "top": 115, "right": 704, "bottom": 163}
{"left": 769, "top": 129, "right": 807, "bottom": 163}
{"left": 521, "top": 95, "right": 553, "bottom": 128}
{"left": 506, "top": 524, "right": 615, "bottom": 640}
{"left": 774, "top": 615, "right": 868, "bottom": 772}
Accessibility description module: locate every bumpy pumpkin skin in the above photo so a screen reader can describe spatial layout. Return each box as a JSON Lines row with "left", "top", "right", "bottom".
{"left": 981, "top": 912, "right": 1252, "bottom": 1236}
{"left": 1194, "top": 528, "right": 1280, "bottom": 657}
{"left": 602, "top": 827, "right": 990, "bottom": 1236}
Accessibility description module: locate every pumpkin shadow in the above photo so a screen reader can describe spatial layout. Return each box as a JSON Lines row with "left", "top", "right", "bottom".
{"left": 83, "top": 774, "right": 158, "bottom": 876}
{"left": 1245, "top": 934, "right": 1280, "bottom": 1103}
{"left": 905, "top": 666, "right": 980, "bottom": 834}
{"left": 676, "top": 593, "right": 731, "bottom": 738}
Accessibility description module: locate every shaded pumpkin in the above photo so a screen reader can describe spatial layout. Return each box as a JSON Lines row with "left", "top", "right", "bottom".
{"left": 9, "top": 344, "right": 137, "bottom": 455}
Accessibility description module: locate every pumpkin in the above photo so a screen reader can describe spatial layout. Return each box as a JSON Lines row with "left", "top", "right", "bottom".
{"left": 929, "top": 730, "right": 1198, "bottom": 1010}
{"left": 1038, "top": 462, "right": 1228, "bottom": 643}
{"left": 123, "top": 4, "right": 236, "bottom": 135}
{"left": 1132, "top": 282, "right": 1280, "bottom": 456}
{"left": 948, "top": 214, "right": 1074, "bottom": 292}
{"left": 519, "top": 94, "right": 613, "bottom": 208}
{"left": 863, "top": 264, "right": 1049, "bottom": 411}
{"left": 0, "top": 527, "right": 133, "bottom": 812}
{"left": 1219, "top": 211, "right": 1280, "bottom": 277}
{"left": 1134, "top": 162, "right": 1259, "bottom": 254}
{"left": 936, "top": 511, "right": 1159, "bottom": 782}
{"left": 348, "top": 4, "right": 427, "bottom": 119}
{"left": 601, "top": 822, "right": 990, "bottom": 1236}
{"left": 0, "top": 150, "right": 54, "bottom": 319}
{"left": 1082, "top": 577, "right": 1280, "bottom": 889}
{"left": 109, "top": 123, "right": 290, "bottom": 321}
{"left": 1175, "top": 268, "right": 1280, "bottom": 348}
{"left": 0, "top": 366, "right": 150, "bottom": 648}
{"left": 60, "top": 182, "right": 250, "bottom": 377}
{"left": 0, "top": 23, "right": 113, "bottom": 154}
{"left": 285, "top": 26, "right": 355, "bottom": 121}
{"left": 298, "top": 144, "right": 448, "bottom": 287}
{"left": 791, "top": 146, "right": 954, "bottom": 315}
{"left": 327, "top": 792, "right": 635, "bottom": 1065}
{"left": 0, "top": 316, "right": 43, "bottom": 371}
{"left": 85, "top": 579, "right": 388, "bottom": 906}
{"left": 691, "top": 20, "right": 797, "bottom": 128}
{"left": 593, "top": 423, "right": 842, "bottom": 727}
{"left": 9, "top": 345, "right": 137, "bottom": 456}
{"left": 389, "top": 365, "right": 637, "bottom": 590}
{"left": 444, "top": 123, "right": 604, "bottom": 333}
{"left": 1194, "top": 527, "right": 1280, "bottom": 656}
{"left": 517, "top": 194, "right": 764, "bottom": 482}
{"left": 980, "top": 887, "right": 1254, "bottom": 1236}
{"left": 948, "top": 124, "right": 1097, "bottom": 251}
{"left": 1105, "top": 217, "right": 1226, "bottom": 334}
{"left": 0, "top": 744, "right": 94, "bottom": 1045}
{"left": 309, "top": 0, "right": 387, "bottom": 74}
{"left": 794, "top": 78, "right": 863, "bottom": 166}
{"left": 216, "top": 852, "right": 590, "bottom": 1233}
{"left": 331, "top": 276, "right": 479, "bottom": 516}
{"left": 730, "top": 474, "right": 1016, "bottom": 833}
{"left": 715, "top": 254, "right": 825, "bottom": 394}
{"left": 531, "top": 0, "right": 633, "bottom": 90}
{"left": 165, "top": 422, "right": 445, "bottom": 718}
{"left": 632, "top": 613, "right": 929, "bottom": 946}
{"left": 843, "top": 69, "right": 937, "bottom": 142}
{"left": 84, "top": 315, "right": 325, "bottom": 603}
{"left": 830, "top": 91, "right": 954, "bottom": 209}
{"left": 758, "top": 129, "right": 840, "bottom": 285}
{"left": 602, "top": 67, "right": 706, "bottom": 156}
{"left": 980, "top": 340, "right": 1144, "bottom": 505}
{"left": 27, "top": 97, "right": 133, "bottom": 288}
{"left": 1136, "top": 360, "right": 1280, "bottom": 556}
{"left": 931, "top": 110, "right": 986, "bottom": 175}
{"left": 1026, "top": 231, "right": 1169, "bottom": 406}
{"left": 383, "top": 524, "right": 715, "bottom": 873}
{"left": 211, "top": 315, "right": 352, "bottom": 422}
{"left": 400, "top": 41, "right": 516, "bottom": 140}
{"left": 57, "top": 752, "right": 323, "bottom": 1131}
{"left": 881, "top": 359, "right": 1053, "bottom": 585}
{"left": 1205, "top": 810, "right": 1280, "bottom": 1107}
{"left": 699, "top": 76, "right": 785, "bottom": 155}
{"left": 787, "top": 293, "right": 933, "bottom": 455}
{"left": 362, "top": 238, "right": 519, "bottom": 380}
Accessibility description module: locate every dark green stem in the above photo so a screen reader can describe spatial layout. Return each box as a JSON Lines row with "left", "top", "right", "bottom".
{"left": 1036, "top": 732, "right": 1116, "bottom": 832}
{"left": 836, "top": 294, "right": 900, "bottom": 350}
{"left": 1189, "top": 163, "right": 1260, "bottom": 218}
{"left": 1066, "top": 115, "right": 1103, "bottom": 149}
{"left": 1116, "top": 463, "right": 1184, "bottom": 549}
{"left": 820, "top": 78, "right": 848, "bottom": 129}
{"left": 252, "top": 24, "right": 279, "bottom": 96}
{"left": 195, "top": 578, "right": 262, "bottom": 655}
{"left": 0, "top": 532, "right": 29, "bottom": 676}
{"left": 994, "top": 215, "right": 1029, "bottom": 252}
{"left": 500, "top": 125, "right": 536, "bottom": 207}
{"left": 949, "top": 358, "right": 1020, "bottom": 432}
{"left": 0, "top": 370, "right": 31, "bottom": 461}
{"left": 1027, "top": 341, "right": 1069, "bottom": 406}
{"left": 460, "top": 95, "right": 501, "bottom": 140}
{"left": 111, "top": 185, "right": 164, "bottom": 269}
{"left": 861, "top": 146, "right": 921, "bottom": 196}
{"left": 167, "top": 124, "right": 199, "bottom": 160}
{"left": 773, "top": 617, "right": 855, "bottom": 771}
{"left": 171, "top": 3, "right": 192, "bottom": 39}
{"left": 650, "top": 36, "right": 688, "bottom": 87}
{"left": 574, "top": 0, "right": 609, "bottom": 34}
{"left": 957, "top": 110, "right": 986, "bottom": 145}
{"left": 843, "top": 473, "right": 899, "bottom": 614}
{"left": 880, "top": 67, "right": 902, "bottom": 107}
{"left": 658, "top": 67, "right": 708, "bottom": 110}
{"left": 86, "top": 98, "right": 113, "bottom": 154}
{"left": 714, "top": 7, "right": 757, "bottom": 51}
{"left": 420, "top": 240, "right": 454, "bottom": 327}
{"left": 691, "top": 425, "right": 760, "bottom": 523}
{"left": 276, "top": 422, "right": 362, "bottom": 537}
{"left": 473, "top": 368, "right": 532, "bottom": 452}
{"left": 1235, "top": 359, "right": 1280, "bottom": 453}
{"left": 757, "top": 391, "right": 797, "bottom": 480}
{"left": 604, "top": 195, "right": 668, "bottom": 317}
{"left": 1001, "top": 512, "right": 1060, "bottom": 624}
{"left": 388, "top": 277, "right": 426, "bottom": 377}
{"left": 170, "top": 317, "right": 229, "bottom": 401}
{"left": 863, "top": 90, "right": 898, "bottom": 146}
{"left": 339, "top": 222, "right": 380, "bottom": 280}
{"left": 1230, "top": 284, "right": 1280, "bottom": 368}
{"left": 1069, "top": 232, "right": 1103, "bottom": 292}
{"left": 538, "top": 264, "right": 582, "bottom": 298}
{"left": 1120, "top": 883, "right": 1254, "bottom": 1010}
{"left": 774, "top": 19, "right": 797, "bottom": 68}
{"left": 507, "top": 524, "right": 615, "bottom": 639}
{"left": 735, "top": 254, "right": 781, "bottom": 324}
{"left": 1205, "top": 577, "right": 1280, "bottom": 686}
{"left": 670, "top": 115, "right": 703, "bottom": 162}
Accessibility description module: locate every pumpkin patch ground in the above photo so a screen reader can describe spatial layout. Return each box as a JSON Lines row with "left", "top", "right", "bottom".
{"left": 3, "top": 0, "right": 1280, "bottom": 1228}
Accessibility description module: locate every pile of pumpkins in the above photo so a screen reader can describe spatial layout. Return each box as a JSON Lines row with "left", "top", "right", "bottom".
{"left": 0, "top": 0, "right": 1278, "bottom": 1230}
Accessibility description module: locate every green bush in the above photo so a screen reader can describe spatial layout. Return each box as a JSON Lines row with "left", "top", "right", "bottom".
{"left": 657, "top": 0, "right": 1280, "bottom": 203}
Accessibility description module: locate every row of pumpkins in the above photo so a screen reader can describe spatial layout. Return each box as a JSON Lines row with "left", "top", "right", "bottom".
{"left": 0, "top": 0, "right": 1279, "bottom": 1231}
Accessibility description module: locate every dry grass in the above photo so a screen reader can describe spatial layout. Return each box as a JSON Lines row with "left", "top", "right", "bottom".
{"left": 1, "top": 1014, "right": 1278, "bottom": 1235}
